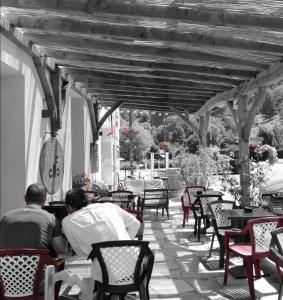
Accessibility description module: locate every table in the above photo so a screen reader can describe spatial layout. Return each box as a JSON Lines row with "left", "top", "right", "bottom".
{"left": 221, "top": 208, "right": 275, "bottom": 222}
{"left": 97, "top": 195, "right": 137, "bottom": 209}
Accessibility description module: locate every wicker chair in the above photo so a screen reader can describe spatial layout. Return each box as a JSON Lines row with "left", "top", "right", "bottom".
{"left": 0, "top": 248, "right": 62, "bottom": 300}
{"left": 270, "top": 227, "right": 283, "bottom": 300}
{"left": 180, "top": 185, "right": 206, "bottom": 227}
{"left": 88, "top": 240, "right": 154, "bottom": 300}
{"left": 109, "top": 190, "right": 137, "bottom": 209}
{"left": 141, "top": 188, "right": 169, "bottom": 219}
{"left": 208, "top": 200, "right": 234, "bottom": 268}
{"left": 192, "top": 193, "right": 222, "bottom": 241}
{"left": 223, "top": 217, "right": 283, "bottom": 299}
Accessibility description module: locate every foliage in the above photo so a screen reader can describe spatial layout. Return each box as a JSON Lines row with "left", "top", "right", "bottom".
{"left": 178, "top": 147, "right": 221, "bottom": 189}
{"left": 159, "top": 141, "right": 170, "bottom": 151}
{"left": 119, "top": 125, "right": 153, "bottom": 162}
{"left": 221, "top": 144, "right": 278, "bottom": 206}
{"left": 261, "top": 93, "right": 277, "bottom": 119}
{"left": 72, "top": 173, "right": 91, "bottom": 189}
{"left": 258, "top": 144, "right": 278, "bottom": 165}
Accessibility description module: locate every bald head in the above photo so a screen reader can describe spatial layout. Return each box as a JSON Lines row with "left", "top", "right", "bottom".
{"left": 25, "top": 183, "right": 46, "bottom": 205}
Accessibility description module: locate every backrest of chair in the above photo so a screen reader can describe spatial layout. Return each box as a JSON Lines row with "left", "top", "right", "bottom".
{"left": 209, "top": 201, "right": 234, "bottom": 228}
{"left": 124, "top": 180, "right": 145, "bottom": 194}
{"left": 143, "top": 188, "right": 168, "bottom": 204}
{"left": 110, "top": 190, "right": 133, "bottom": 199}
{"left": 248, "top": 217, "right": 283, "bottom": 254}
{"left": 199, "top": 195, "right": 220, "bottom": 216}
{"left": 0, "top": 248, "right": 53, "bottom": 298}
{"left": 88, "top": 240, "right": 154, "bottom": 289}
{"left": 184, "top": 186, "right": 206, "bottom": 205}
{"left": 144, "top": 179, "right": 163, "bottom": 190}
{"left": 271, "top": 227, "right": 283, "bottom": 255}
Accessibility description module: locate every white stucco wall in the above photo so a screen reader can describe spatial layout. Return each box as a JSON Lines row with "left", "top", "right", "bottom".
{"left": 0, "top": 34, "right": 72, "bottom": 214}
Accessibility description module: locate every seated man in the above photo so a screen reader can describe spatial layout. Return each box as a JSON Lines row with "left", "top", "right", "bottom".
{"left": 0, "top": 183, "right": 67, "bottom": 256}
{"left": 62, "top": 188, "right": 140, "bottom": 257}
{"left": 62, "top": 188, "right": 141, "bottom": 295}
{"left": 0, "top": 183, "right": 67, "bottom": 298}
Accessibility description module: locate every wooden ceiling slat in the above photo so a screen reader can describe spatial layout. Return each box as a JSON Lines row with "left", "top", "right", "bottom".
{"left": 5, "top": 11, "right": 283, "bottom": 54}
{"left": 2, "top": 0, "right": 283, "bottom": 29}
{"left": 23, "top": 32, "right": 274, "bottom": 69}
{"left": 59, "top": 63, "right": 242, "bottom": 86}
{"left": 1, "top": 1, "right": 282, "bottom": 114}
{"left": 91, "top": 91, "right": 207, "bottom": 102}
{"left": 87, "top": 86, "right": 215, "bottom": 97}
{"left": 66, "top": 69, "right": 233, "bottom": 90}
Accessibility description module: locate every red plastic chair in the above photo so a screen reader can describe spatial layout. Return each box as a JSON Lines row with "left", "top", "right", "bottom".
{"left": 181, "top": 185, "right": 206, "bottom": 227}
{"left": 123, "top": 208, "right": 144, "bottom": 240}
{"left": 0, "top": 248, "right": 63, "bottom": 300}
{"left": 223, "top": 217, "right": 283, "bottom": 299}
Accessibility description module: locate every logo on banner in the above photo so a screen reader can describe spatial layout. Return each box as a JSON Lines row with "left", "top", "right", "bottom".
{"left": 39, "top": 137, "right": 64, "bottom": 194}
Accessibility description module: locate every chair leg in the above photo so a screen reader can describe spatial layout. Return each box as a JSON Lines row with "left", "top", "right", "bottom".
{"left": 139, "top": 280, "right": 149, "bottom": 300}
{"left": 186, "top": 208, "right": 190, "bottom": 222}
{"left": 254, "top": 259, "right": 261, "bottom": 278}
{"left": 223, "top": 251, "right": 230, "bottom": 285}
{"left": 244, "top": 257, "right": 256, "bottom": 299}
{"left": 197, "top": 218, "right": 201, "bottom": 241}
{"left": 219, "top": 242, "right": 225, "bottom": 269}
{"left": 208, "top": 230, "right": 215, "bottom": 258}
{"left": 183, "top": 211, "right": 186, "bottom": 227}
{"left": 278, "top": 274, "right": 283, "bottom": 300}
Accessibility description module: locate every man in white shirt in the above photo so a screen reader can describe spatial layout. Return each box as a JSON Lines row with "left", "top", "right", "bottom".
{"left": 62, "top": 188, "right": 140, "bottom": 258}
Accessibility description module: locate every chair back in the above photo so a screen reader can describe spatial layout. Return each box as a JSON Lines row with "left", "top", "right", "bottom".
{"left": 271, "top": 227, "right": 283, "bottom": 255}
{"left": 88, "top": 240, "right": 154, "bottom": 292}
{"left": 248, "top": 217, "right": 283, "bottom": 254}
{"left": 183, "top": 185, "right": 206, "bottom": 206}
{"left": 0, "top": 248, "right": 54, "bottom": 299}
{"left": 199, "top": 195, "right": 220, "bottom": 216}
{"left": 109, "top": 190, "right": 133, "bottom": 199}
{"left": 209, "top": 201, "right": 234, "bottom": 229}
{"left": 124, "top": 180, "right": 145, "bottom": 194}
{"left": 122, "top": 208, "right": 144, "bottom": 240}
{"left": 144, "top": 179, "right": 163, "bottom": 190}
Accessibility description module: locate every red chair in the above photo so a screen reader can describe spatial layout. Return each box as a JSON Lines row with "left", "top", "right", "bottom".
{"left": 181, "top": 185, "right": 206, "bottom": 227}
{"left": 223, "top": 217, "right": 283, "bottom": 299}
{"left": 0, "top": 248, "right": 63, "bottom": 300}
{"left": 123, "top": 208, "right": 144, "bottom": 240}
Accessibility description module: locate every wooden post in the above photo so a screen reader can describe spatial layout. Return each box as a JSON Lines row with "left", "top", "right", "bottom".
{"left": 129, "top": 109, "right": 134, "bottom": 176}
{"left": 237, "top": 87, "right": 268, "bottom": 206}
{"left": 237, "top": 94, "right": 250, "bottom": 204}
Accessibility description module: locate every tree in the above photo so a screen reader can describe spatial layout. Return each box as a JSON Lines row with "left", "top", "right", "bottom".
{"left": 119, "top": 125, "right": 153, "bottom": 162}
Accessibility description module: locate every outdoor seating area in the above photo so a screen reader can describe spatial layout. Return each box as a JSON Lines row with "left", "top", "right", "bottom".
{"left": 48, "top": 191, "right": 283, "bottom": 300}
{"left": 1, "top": 1, "right": 283, "bottom": 299}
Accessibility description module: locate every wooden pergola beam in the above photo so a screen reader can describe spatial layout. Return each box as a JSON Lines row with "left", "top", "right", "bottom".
{"left": 171, "top": 107, "right": 200, "bottom": 138}
{"left": 24, "top": 32, "right": 270, "bottom": 70}
{"left": 67, "top": 70, "right": 233, "bottom": 90}
{"left": 3, "top": 0, "right": 283, "bottom": 29}
{"left": 7, "top": 12, "right": 283, "bottom": 54}
{"left": 76, "top": 77, "right": 226, "bottom": 92}
{"left": 43, "top": 47, "right": 258, "bottom": 78}
{"left": 195, "top": 62, "right": 283, "bottom": 116}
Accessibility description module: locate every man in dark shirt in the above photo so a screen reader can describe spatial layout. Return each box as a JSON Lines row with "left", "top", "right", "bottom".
{"left": 0, "top": 183, "right": 66, "bottom": 257}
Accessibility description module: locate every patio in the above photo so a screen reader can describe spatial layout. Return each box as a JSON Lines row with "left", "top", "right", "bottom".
{"left": 61, "top": 196, "right": 281, "bottom": 300}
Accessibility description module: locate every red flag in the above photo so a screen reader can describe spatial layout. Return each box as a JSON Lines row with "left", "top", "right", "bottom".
{"left": 107, "top": 125, "right": 117, "bottom": 137}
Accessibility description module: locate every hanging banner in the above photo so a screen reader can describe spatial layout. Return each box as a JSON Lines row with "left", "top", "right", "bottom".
{"left": 39, "top": 137, "right": 64, "bottom": 194}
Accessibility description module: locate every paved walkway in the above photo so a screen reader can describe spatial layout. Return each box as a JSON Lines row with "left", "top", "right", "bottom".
{"left": 138, "top": 198, "right": 280, "bottom": 300}
{"left": 60, "top": 198, "right": 281, "bottom": 299}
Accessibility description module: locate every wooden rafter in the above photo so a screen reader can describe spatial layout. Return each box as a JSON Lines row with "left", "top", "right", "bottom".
{"left": 2, "top": 0, "right": 283, "bottom": 29}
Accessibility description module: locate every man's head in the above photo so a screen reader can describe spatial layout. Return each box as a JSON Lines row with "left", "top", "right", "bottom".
{"left": 25, "top": 183, "right": 46, "bottom": 206}
{"left": 65, "top": 188, "right": 88, "bottom": 214}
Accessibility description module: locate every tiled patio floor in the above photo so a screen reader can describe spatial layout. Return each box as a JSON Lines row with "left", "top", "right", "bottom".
{"left": 61, "top": 198, "right": 281, "bottom": 299}
{"left": 139, "top": 198, "right": 280, "bottom": 300}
